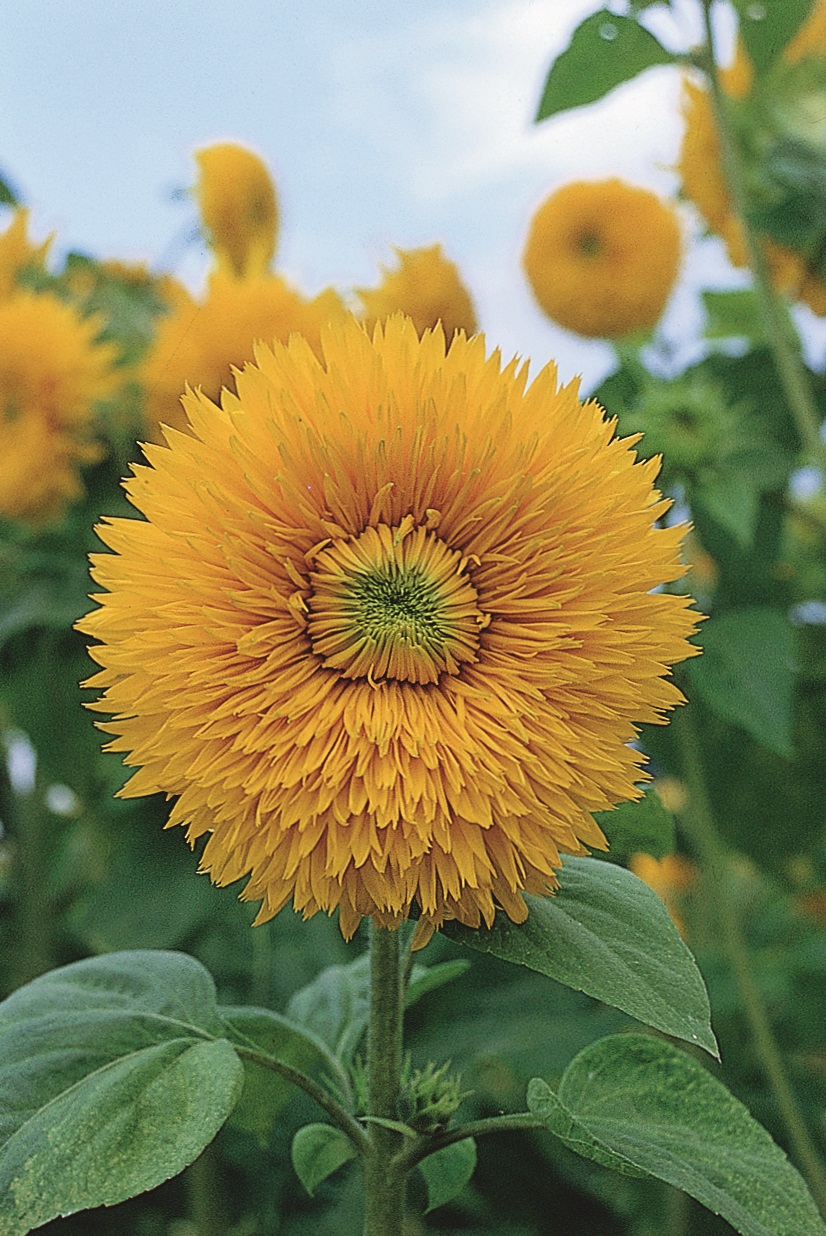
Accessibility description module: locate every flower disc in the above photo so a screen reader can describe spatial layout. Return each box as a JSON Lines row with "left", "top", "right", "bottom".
{"left": 79, "top": 315, "right": 700, "bottom": 942}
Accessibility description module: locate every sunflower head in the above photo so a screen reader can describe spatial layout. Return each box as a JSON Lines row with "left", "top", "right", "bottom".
{"left": 80, "top": 315, "right": 700, "bottom": 945}
{"left": 140, "top": 270, "right": 347, "bottom": 441}
{"left": 357, "top": 245, "right": 477, "bottom": 340}
{"left": 195, "top": 142, "right": 279, "bottom": 279}
{"left": 0, "top": 290, "right": 119, "bottom": 522}
{"left": 522, "top": 180, "right": 682, "bottom": 338}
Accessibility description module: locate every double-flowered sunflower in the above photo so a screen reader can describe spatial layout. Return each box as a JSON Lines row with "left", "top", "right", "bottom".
{"left": 79, "top": 315, "right": 700, "bottom": 944}
{"left": 523, "top": 179, "right": 682, "bottom": 339}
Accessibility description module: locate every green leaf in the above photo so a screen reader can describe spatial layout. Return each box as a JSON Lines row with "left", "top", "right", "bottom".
{"left": 441, "top": 856, "right": 717, "bottom": 1056}
{"left": 0, "top": 172, "right": 19, "bottom": 206}
{"left": 0, "top": 951, "right": 244, "bottom": 1232}
{"left": 536, "top": 11, "right": 676, "bottom": 122}
{"left": 528, "top": 1034, "right": 826, "bottom": 1236}
{"left": 594, "top": 789, "right": 675, "bottom": 861}
{"left": 687, "top": 607, "right": 797, "bottom": 757}
{"left": 419, "top": 1138, "right": 477, "bottom": 1212}
{"left": 703, "top": 289, "right": 766, "bottom": 344}
{"left": 291, "top": 1123, "right": 357, "bottom": 1196}
{"left": 406, "top": 959, "right": 471, "bottom": 1008}
{"left": 695, "top": 475, "right": 760, "bottom": 548}
{"left": 731, "top": 0, "right": 815, "bottom": 73}
{"left": 220, "top": 1006, "right": 353, "bottom": 1139}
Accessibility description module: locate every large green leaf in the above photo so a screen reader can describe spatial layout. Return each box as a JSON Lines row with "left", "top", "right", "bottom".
{"left": 686, "top": 607, "right": 797, "bottom": 757}
{"left": 0, "top": 951, "right": 244, "bottom": 1233}
{"left": 528, "top": 1035, "right": 826, "bottom": 1236}
{"left": 731, "top": 0, "right": 815, "bottom": 73}
{"left": 220, "top": 1005, "right": 353, "bottom": 1139}
{"left": 441, "top": 857, "right": 716, "bottom": 1056}
{"left": 536, "top": 11, "right": 676, "bottom": 122}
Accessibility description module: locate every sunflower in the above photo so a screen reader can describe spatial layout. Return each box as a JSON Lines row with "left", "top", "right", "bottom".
{"left": 0, "top": 290, "right": 119, "bottom": 522}
{"left": 0, "top": 208, "right": 50, "bottom": 300}
{"left": 141, "top": 270, "right": 346, "bottom": 440}
{"left": 79, "top": 315, "right": 700, "bottom": 944}
{"left": 357, "top": 244, "right": 477, "bottom": 340}
{"left": 522, "top": 180, "right": 682, "bottom": 339}
{"left": 195, "top": 142, "right": 279, "bottom": 279}
{"left": 678, "top": 1, "right": 826, "bottom": 313}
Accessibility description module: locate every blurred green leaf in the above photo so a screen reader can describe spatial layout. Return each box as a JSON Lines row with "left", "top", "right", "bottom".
{"left": 290, "top": 1123, "right": 356, "bottom": 1196}
{"left": 0, "top": 172, "right": 18, "bottom": 205}
{"left": 0, "top": 951, "right": 243, "bottom": 1233}
{"left": 732, "top": 0, "right": 815, "bottom": 73}
{"left": 286, "top": 956, "right": 370, "bottom": 1064}
{"left": 536, "top": 11, "right": 676, "bottom": 122}
{"left": 420, "top": 1138, "right": 477, "bottom": 1212}
{"left": 687, "top": 607, "right": 797, "bottom": 757}
{"left": 528, "top": 1034, "right": 826, "bottom": 1235}
{"left": 220, "top": 1005, "right": 352, "bottom": 1140}
{"left": 696, "top": 474, "right": 760, "bottom": 548}
{"left": 703, "top": 289, "right": 766, "bottom": 344}
{"left": 441, "top": 857, "right": 717, "bottom": 1056}
{"left": 406, "top": 958, "right": 471, "bottom": 1008}
{"left": 594, "top": 789, "right": 676, "bottom": 861}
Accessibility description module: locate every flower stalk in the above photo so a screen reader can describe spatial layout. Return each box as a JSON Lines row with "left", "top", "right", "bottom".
{"left": 363, "top": 924, "right": 407, "bottom": 1235}
{"left": 699, "top": 0, "right": 826, "bottom": 467}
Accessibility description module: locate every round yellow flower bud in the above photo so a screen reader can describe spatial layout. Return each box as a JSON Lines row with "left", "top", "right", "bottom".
{"left": 357, "top": 245, "right": 477, "bottom": 340}
{"left": 522, "top": 179, "right": 682, "bottom": 339}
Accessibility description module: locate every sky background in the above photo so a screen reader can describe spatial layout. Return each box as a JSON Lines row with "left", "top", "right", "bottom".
{"left": 0, "top": 0, "right": 765, "bottom": 395}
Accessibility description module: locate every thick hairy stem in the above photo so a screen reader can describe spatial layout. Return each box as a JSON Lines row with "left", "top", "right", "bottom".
{"left": 363, "top": 924, "right": 406, "bottom": 1235}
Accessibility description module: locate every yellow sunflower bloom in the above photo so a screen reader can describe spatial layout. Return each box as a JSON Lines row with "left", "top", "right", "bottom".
{"left": 0, "top": 291, "right": 119, "bottom": 523}
{"left": 357, "top": 244, "right": 477, "bottom": 340}
{"left": 522, "top": 180, "right": 682, "bottom": 339}
{"left": 141, "top": 270, "right": 347, "bottom": 440}
{"left": 0, "top": 208, "right": 50, "bottom": 300}
{"left": 678, "top": 1, "right": 826, "bottom": 313}
{"left": 79, "top": 315, "right": 700, "bottom": 944}
{"left": 195, "top": 142, "right": 279, "bottom": 279}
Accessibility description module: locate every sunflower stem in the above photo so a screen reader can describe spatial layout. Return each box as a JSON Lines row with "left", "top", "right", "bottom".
{"left": 363, "top": 924, "right": 407, "bottom": 1235}
{"left": 676, "top": 706, "right": 826, "bottom": 1215}
{"left": 699, "top": 0, "right": 825, "bottom": 467}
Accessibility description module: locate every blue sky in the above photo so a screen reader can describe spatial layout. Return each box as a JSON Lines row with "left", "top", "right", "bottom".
{"left": 1, "top": 0, "right": 727, "bottom": 391}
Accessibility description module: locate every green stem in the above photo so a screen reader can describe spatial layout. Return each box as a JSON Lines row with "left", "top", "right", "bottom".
{"left": 699, "top": 0, "right": 825, "bottom": 466}
{"left": 11, "top": 779, "right": 55, "bottom": 988}
{"left": 395, "top": 1113, "right": 545, "bottom": 1174}
{"left": 677, "top": 707, "right": 826, "bottom": 1214}
{"left": 363, "top": 924, "right": 406, "bottom": 1236}
{"left": 235, "top": 1047, "right": 368, "bottom": 1155}
{"left": 183, "top": 1140, "right": 230, "bottom": 1236}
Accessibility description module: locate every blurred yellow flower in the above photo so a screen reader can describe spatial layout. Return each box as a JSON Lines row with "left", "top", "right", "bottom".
{"left": 678, "top": 2, "right": 826, "bottom": 314}
{"left": 629, "top": 851, "right": 696, "bottom": 938}
{"left": 0, "top": 291, "right": 119, "bottom": 522}
{"left": 0, "top": 208, "right": 50, "bottom": 300}
{"left": 195, "top": 142, "right": 279, "bottom": 279}
{"left": 522, "top": 180, "right": 682, "bottom": 338}
{"left": 80, "top": 315, "right": 700, "bottom": 945}
{"left": 357, "top": 245, "right": 477, "bottom": 339}
{"left": 141, "top": 270, "right": 346, "bottom": 440}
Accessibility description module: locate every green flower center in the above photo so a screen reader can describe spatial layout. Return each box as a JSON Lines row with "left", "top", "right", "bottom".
{"left": 306, "top": 519, "right": 487, "bottom": 685}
